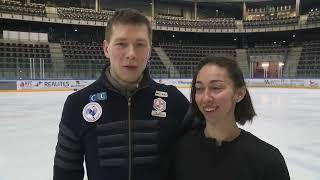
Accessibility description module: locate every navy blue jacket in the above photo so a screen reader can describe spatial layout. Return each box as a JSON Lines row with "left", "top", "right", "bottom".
{"left": 53, "top": 68, "right": 189, "bottom": 180}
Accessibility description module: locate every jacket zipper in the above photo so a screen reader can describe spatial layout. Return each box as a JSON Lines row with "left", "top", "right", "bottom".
{"left": 126, "top": 86, "right": 151, "bottom": 180}
{"left": 107, "top": 87, "right": 148, "bottom": 180}
{"left": 128, "top": 97, "right": 132, "bottom": 180}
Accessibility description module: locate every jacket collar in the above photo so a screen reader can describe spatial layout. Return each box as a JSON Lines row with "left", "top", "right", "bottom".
{"left": 98, "top": 65, "right": 155, "bottom": 96}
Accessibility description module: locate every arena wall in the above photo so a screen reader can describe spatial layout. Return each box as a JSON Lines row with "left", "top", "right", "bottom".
{"left": 0, "top": 78, "right": 319, "bottom": 92}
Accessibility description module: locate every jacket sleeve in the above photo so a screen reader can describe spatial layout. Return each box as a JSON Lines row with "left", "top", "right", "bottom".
{"left": 170, "top": 85, "right": 190, "bottom": 134}
{"left": 165, "top": 85, "right": 190, "bottom": 180}
{"left": 263, "top": 148, "right": 290, "bottom": 180}
{"left": 53, "top": 96, "right": 84, "bottom": 180}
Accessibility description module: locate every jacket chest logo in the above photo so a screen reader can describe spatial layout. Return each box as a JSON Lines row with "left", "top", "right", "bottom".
{"left": 151, "top": 90, "right": 168, "bottom": 118}
{"left": 82, "top": 102, "right": 102, "bottom": 122}
{"left": 153, "top": 98, "right": 166, "bottom": 112}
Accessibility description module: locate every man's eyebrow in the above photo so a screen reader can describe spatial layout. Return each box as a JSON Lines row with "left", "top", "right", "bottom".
{"left": 113, "top": 38, "right": 127, "bottom": 41}
{"left": 113, "top": 38, "right": 148, "bottom": 43}
{"left": 135, "top": 39, "right": 148, "bottom": 42}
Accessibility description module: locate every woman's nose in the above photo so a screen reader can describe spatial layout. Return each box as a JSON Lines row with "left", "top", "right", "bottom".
{"left": 202, "top": 89, "right": 213, "bottom": 102}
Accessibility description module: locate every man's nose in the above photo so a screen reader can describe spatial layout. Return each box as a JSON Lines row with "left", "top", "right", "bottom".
{"left": 126, "top": 45, "right": 136, "bottom": 59}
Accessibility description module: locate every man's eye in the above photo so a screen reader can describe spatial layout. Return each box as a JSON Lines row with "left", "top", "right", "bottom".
{"left": 136, "top": 43, "right": 146, "bottom": 47}
{"left": 116, "top": 42, "right": 126, "bottom": 46}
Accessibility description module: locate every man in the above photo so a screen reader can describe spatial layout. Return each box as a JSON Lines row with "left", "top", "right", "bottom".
{"left": 53, "top": 8, "right": 189, "bottom": 180}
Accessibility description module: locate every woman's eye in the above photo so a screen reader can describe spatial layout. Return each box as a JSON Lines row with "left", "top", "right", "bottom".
{"left": 210, "top": 87, "right": 223, "bottom": 92}
{"left": 195, "top": 87, "right": 203, "bottom": 92}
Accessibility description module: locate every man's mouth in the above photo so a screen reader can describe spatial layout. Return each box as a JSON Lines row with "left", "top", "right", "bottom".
{"left": 124, "top": 65, "right": 137, "bottom": 69}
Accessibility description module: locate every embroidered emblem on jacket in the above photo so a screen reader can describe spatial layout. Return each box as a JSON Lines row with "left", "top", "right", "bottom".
{"left": 152, "top": 97, "right": 167, "bottom": 117}
{"left": 89, "top": 92, "right": 107, "bottom": 102}
{"left": 83, "top": 102, "right": 102, "bottom": 122}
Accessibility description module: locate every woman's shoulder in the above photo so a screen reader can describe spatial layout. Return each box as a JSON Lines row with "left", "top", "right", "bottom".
{"left": 240, "top": 130, "right": 290, "bottom": 179}
{"left": 240, "top": 129, "right": 284, "bottom": 161}
{"left": 240, "top": 130, "right": 275, "bottom": 148}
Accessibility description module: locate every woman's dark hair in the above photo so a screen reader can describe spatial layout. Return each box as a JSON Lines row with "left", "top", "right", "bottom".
{"left": 189, "top": 56, "right": 256, "bottom": 125}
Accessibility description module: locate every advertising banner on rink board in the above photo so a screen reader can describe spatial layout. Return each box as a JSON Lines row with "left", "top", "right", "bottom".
{"left": 155, "top": 78, "right": 320, "bottom": 89}
{"left": 154, "top": 79, "right": 192, "bottom": 88}
{"left": 245, "top": 79, "right": 320, "bottom": 88}
{"left": 15, "top": 79, "right": 320, "bottom": 91}
{"left": 16, "top": 80, "right": 94, "bottom": 91}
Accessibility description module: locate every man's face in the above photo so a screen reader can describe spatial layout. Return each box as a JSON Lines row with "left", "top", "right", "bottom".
{"left": 103, "top": 23, "right": 151, "bottom": 84}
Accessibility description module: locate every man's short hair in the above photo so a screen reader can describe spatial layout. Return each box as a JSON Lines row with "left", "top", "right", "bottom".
{"left": 105, "top": 8, "right": 152, "bottom": 43}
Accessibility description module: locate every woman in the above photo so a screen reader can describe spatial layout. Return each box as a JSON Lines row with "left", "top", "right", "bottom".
{"left": 175, "top": 56, "right": 290, "bottom": 180}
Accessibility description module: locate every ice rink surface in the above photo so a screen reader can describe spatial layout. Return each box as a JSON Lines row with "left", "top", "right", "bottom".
{"left": 0, "top": 88, "right": 320, "bottom": 180}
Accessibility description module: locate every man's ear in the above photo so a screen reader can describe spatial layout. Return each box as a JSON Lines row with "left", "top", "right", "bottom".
{"left": 235, "top": 86, "right": 246, "bottom": 103}
{"left": 147, "top": 46, "right": 152, "bottom": 63}
{"left": 103, "top": 40, "right": 110, "bottom": 58}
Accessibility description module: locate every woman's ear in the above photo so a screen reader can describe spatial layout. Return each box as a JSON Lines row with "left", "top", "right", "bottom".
{"left": 235, "top": 86, "right": 246, "bottom": 103}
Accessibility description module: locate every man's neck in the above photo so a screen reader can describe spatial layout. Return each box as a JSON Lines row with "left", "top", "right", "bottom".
{"left": 108, "top": 68, "right": 142, "bottom": 91}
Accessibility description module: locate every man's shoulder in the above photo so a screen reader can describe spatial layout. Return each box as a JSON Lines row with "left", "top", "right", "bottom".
{"left": 155, "top": 83, "right": 188, "bottom": 104}
{"left": 153, "top": 82, "right": 182, "bottom": 95}
{"left": 67, "top": 79, "right": 106, "bottom": 102}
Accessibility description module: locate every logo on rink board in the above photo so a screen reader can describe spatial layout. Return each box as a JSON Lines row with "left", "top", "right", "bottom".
{"left": 82, "top": 102, "right": 102, "bottom": 122}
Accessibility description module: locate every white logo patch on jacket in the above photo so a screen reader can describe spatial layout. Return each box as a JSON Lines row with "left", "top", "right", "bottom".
{"left": 82, "top": 102, "right": 102, "bottom": 122}
{"left": 155, "top": 90, "right": 168, "bottom": 98}
{"left": 152, "top": 90, "right": 168, "bottom": 117}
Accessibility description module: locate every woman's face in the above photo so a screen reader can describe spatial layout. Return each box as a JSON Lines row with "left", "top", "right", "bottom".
{"left": 194, "top": 64, "right": 245, "bottom": 125}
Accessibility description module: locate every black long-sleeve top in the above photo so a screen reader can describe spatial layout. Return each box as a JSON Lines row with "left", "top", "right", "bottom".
{"left": 175, "top": 127, "right": 290, "bottom": 180}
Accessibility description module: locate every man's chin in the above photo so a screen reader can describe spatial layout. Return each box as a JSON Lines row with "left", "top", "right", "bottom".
{"left": 121, "top": 77, "right": 141, "bottom": 84}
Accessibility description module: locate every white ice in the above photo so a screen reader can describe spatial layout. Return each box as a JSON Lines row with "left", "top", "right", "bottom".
{"left": 0, "top": 88, "right": 319, "bottom": 180}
